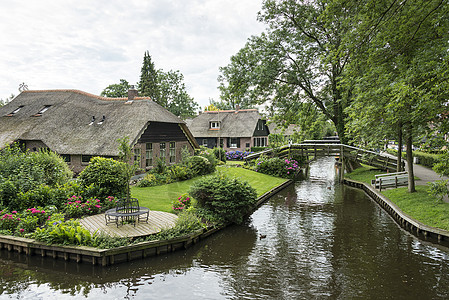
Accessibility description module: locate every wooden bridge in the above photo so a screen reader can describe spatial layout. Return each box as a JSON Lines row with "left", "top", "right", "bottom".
{"left": 245, "top": 141, "right": 404, "bottom": 175}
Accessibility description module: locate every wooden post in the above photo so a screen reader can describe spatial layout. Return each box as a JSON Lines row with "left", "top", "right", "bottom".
{"left": 340, "top": 145, "right": 345, "bottom": 183}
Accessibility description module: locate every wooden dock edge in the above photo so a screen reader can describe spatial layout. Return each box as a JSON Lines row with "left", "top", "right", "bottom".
{"left": 0, "top": 179, "right": 293, "bottom": 266}
{"left": 344, "top": 178, "right": 449, "bottom": 247}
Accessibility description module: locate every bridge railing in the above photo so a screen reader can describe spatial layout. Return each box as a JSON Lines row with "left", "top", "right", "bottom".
{"left": 244, "top": 143, "right": 402, "bottom": 172}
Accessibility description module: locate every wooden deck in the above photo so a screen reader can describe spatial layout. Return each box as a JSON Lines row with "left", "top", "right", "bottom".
{"left": 79, "top": 211, "right": 178, "bottom": 238}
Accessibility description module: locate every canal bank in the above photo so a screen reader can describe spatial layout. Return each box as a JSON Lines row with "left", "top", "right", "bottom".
{"left": 0, "top": 179, "right": 293, "bottom": 266}
{"left": 344, "top": 178, "right": 449, "bottom": 248}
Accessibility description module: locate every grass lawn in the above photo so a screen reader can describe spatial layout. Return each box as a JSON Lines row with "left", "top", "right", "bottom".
{"left": 346, "top": 166, "right": 449, "bottom": 231}
{"left": 383, "top": 186, "right": 449, "bottom": 231}
{"left": 131, "top": 167, "right": 288, "bottom": 213}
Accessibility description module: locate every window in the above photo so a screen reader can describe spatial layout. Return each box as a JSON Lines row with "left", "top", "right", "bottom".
{"left": 61, "top": 154, "right": 71, "bottom": 163}
{"left": 160, "top": 142, "right": 166, "bottom": 160}
{"left": 36, "top": 105, "right": 51, "bottom": 116}
{"left": 257, "top": 121, "right": 264, "bottom": 131}
{"left": 202, "top": 139, "right": 208, "bottom": 147}
{"left": 169, "top": 142, "right": 176, "bottom": 163}
{"left": 254, "top": 137, "right": 267, "bottom": 147}
{"left": 146, "top": 143, "right": 153, "bottom": 167}
{"left": 230, "top": 137, "right": 239, "bottom": 148}
{"left": 210, "top": 121, "right": 220, "bottom": 129}
{"left": 82, "top": 155, "right": 93, "bottom": 163}
{"left": 134, "top": 148, "right": 141, "bottom": 165}
{"left": 6, "top": 106, "right": 23, "bottom": 116}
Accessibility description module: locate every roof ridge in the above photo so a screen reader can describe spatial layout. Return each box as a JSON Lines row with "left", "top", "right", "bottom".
{"left": 204, "top": 108, "right": 258, "bottom": 114}
{"left": 22, "top": 89, "right": 152, "bottom": 101}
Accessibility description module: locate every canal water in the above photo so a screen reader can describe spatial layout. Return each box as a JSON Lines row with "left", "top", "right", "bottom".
{"left": 1, "top": 157, "right": 449, "bottom": 299}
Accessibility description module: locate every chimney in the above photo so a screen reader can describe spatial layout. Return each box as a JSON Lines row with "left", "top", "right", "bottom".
{"left": 128, "top": 85, "right": 138, "bottom": 100}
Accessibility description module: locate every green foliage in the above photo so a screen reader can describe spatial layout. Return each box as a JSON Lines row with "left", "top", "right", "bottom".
{"left": 189, "top": 173, "right": 257, "bottom": 224}
{"left": 187, "top": 156, "right": 213, "bottom": 176}
{"left": 32, "top": 219, "right": 92, "bottom": 246}
{"left": 78, "top": 157, "right": 128, "bottom": 199}
{"left": 427, "top": 180, "right": 449, "bottom": 202}
{"left": 100, "top": 79, "right": 131, "bottom": 98}
{"left": 212, "top": 147, "right": 226, "bottom": 163}
{"left": 254, "top": 156, "right": 301, "bottom": 179}
{"left": 91, "top": 234, "right": 131, "bottom": 249}
{"left": 141, "top": 210, "right": 205, "bottom": 242}
{"left": 138, "top": 51, "right": 198, "bottom": 118}
{"left": 0, "top": 144, "right": 73, "bottom": 209}
{"left": 171, "top": 193, "right": 192, "bottom": 214}
{"left": 251, "top": 147, "right": 267, "bottom": 153}
{"left": 433, "top": 151, "right": 449, "bottom": 177}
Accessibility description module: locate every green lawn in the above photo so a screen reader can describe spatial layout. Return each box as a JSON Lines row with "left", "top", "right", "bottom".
{"left": 383, "top": 186, "right": 449, "bottom": 231}
{"left": 345, "top": 166, "right": 449, "bottom": 231}
{"left": 131, "top": 167, "right": 288, "bottom": 213}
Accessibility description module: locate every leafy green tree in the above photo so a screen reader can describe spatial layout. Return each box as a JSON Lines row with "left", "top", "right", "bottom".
{"left": 100, "top": 79, "right": 131, "bottom": 98}
{"left": 218, "top": 0, "right": 357, "bottom": 143}
{"left": 344, "top": 0, "right": 449, "bottom": 192}
{"left": 157, "top": 70, "right": 199, "bottom": 118}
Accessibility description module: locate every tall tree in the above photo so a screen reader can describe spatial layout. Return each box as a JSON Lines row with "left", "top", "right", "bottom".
{"left": 218, "top": 0, "right": 357, "bottom": 143}
{"left": 0, "top": 94, "right": 14, "bottom": 107}
{"left": 157, "top": 70, "right": 199, "bottom": 119}
{"left": 138, "top": 51, "right": 160, "bottom": 102}
{"left": 100, "top": 79, "right": 131, "bottom": 98}
{"left": 344, "top": 0, "right": 449, "bottom": 192}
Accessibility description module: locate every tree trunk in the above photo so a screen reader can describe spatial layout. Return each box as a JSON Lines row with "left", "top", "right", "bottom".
{"left": 397, "top": 122, "right": 403, "bottom": 172}
{"left": 405, "top": 122, "right": 416, "bottom": 193}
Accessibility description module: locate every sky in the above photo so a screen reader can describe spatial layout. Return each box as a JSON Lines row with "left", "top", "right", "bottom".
{"left": 0, "top": 0, "right": 266, "bottom": 109}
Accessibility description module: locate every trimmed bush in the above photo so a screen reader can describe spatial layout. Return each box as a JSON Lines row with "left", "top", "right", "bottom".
{"left": 189, "top": 173, "right": 257, "bottom": 224}
{"left": 255, "top": 156, "right": 301, "bottom": 178}
{"left": 187, "top": 155, "right": 214, "bottom": 176}
{"left": 78, "top": 157, "right": 128, "bottom": 199}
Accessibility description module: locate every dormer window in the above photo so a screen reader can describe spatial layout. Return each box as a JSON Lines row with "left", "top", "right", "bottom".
{"left": 6, "top": 106, "right": 23, "bottom": 116}
{"left": 210, "top": 121, "right": 220, "bottom": 129}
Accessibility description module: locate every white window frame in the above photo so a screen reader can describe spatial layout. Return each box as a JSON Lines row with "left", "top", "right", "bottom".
{"left": 210, "top": 121, "right": 220, "bottom": 129}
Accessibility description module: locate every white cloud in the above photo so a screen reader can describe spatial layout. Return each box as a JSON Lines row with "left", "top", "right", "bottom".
{"left": 0, "top": 0, "right": 265, "bottom": 107}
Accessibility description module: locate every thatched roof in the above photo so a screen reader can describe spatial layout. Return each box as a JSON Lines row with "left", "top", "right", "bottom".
{"left": 0, "top": 90, "right": 188, "bottom": 156}
{"left": 268, "top": 123, "right": 300, "bottom": 136}
{"left": 187, "top": 109, "right": 263, "bottom": 138}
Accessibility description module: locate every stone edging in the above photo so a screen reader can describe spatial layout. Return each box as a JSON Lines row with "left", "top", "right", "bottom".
{"left": 344, "top": 178, "right": 449, "bottom": 247}
{"left": 0, "top": 179, "right": 293, "bottom": 266}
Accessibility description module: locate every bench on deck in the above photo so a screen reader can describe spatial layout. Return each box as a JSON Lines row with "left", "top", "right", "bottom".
{"left": 104, "top": 198, "right": 149, "bottom": 227}
{"left": 371, "top": 171, "right": 409, "bottom": 191}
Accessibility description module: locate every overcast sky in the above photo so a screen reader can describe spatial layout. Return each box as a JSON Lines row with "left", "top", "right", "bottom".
{"left": 1, "top": 0, "right": 265, "bottom": 108}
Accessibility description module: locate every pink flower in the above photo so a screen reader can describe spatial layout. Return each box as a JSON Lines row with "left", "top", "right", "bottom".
{"left": 12, "top": 211, "right": 17, "bottom": 214}
{"left": 19, "top": 229, "right": 24, "bottom": 233}
{"left": 95, "top": 205, "right": 101, "bottom": 208}
{"left": 41, "top": 211, "right": 45, "bottom": 214}
{"left": 48, "top": 216, "right": 51, "bottom": 220}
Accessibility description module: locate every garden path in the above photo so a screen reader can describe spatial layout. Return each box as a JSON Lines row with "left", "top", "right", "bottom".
{"left": 79, "top": 211, "right": 178, "bottom": 238}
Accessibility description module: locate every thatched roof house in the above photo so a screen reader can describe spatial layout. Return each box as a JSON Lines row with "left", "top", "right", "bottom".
{"left": 186, "top": 108, "right": 269, "bottom": 151}
{"left": 0, "top": 89, "right": 198, "bottom": 173}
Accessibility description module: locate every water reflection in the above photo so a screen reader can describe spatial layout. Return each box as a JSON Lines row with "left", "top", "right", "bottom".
{"left": 1, "top": 157, "right": 449, "bottom": 299}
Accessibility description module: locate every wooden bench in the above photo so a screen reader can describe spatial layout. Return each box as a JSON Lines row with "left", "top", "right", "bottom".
{"left": 104, "top": 198, "right": 149, "bottom": 227}
{"left": 371, "top": 171, "right": 409, "bottom": 191}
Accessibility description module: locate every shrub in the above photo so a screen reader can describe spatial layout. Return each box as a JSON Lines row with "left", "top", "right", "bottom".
{"left": 189, "top": 173, "right": 257, "bottom": 224}
{"left": 213, "top": 147, "right": 226, "bottom": 162}
{"left": 167, "top": 164, "right": 192, "bottom": 181}
{"left": 28, "top": 150, "right": 73, "bottom": 186}
{"left": 187, "top": 156, "right": 213, "bottom": 176}
{"left": 172, "top": 193, "right": 192, "bottom": 214}
{"left": 433, "top": 151, "right": 449, "bottom": 177}
{"left": 255, "top": 156, "right": 301, "bottom": 178}
{"left": 427, "top": 180, "right": 449, "bottom": 202}
{"left": 32, "top": 219, "right": 93, "bottom": 246}
{"left": 78, "top": 157, "right": 128, "bottom": 199}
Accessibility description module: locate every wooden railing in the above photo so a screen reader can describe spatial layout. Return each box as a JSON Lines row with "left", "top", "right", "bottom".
{"left": 245, "top": 143, "right": 403, "bottom": 172}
